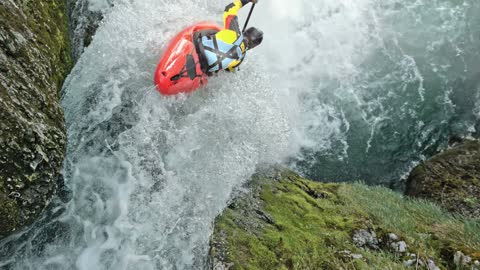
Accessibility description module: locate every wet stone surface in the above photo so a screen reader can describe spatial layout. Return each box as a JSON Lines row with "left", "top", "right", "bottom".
{"left": 406, "top": 139, "right": 480, "bottom": 218}
{"left": 0, "top": 0, "right": 72, "bottom": 238}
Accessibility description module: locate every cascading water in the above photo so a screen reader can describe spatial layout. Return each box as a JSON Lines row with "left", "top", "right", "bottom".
{"left": 0, "top": 0, "right": 479, "bottom": 269}
{"left": 1, "top": 1, "right": 295, "bottom": 269}
{"left": 276, "top": 0, "right": 480, "bottom": 186}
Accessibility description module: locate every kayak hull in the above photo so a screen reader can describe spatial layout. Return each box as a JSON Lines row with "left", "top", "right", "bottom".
{"left": 154, "top": 22, "right": 222, "bottom": 95}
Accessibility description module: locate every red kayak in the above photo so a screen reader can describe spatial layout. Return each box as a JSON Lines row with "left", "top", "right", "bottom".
{"left": 154, "top": 22, "right": 222, "bottom": 95}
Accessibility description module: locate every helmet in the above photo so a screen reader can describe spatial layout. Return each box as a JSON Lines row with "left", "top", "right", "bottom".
{"left": 244, "top": 27, "right": 263, "bottom": 49}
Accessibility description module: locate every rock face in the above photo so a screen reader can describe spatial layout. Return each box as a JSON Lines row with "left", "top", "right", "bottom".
{"left": 406, "top": 139, "right": 480, "bottom": 218}
{"left": 67, "top": 0, "right": 112, "bottom": 62}
{"left": 209, "top": 170, "right": 480, "bottom": 269}
{"left": 0, "top": 1, "right": 72, "bottom": 238}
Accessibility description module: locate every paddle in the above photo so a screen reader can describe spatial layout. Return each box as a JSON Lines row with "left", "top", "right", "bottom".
{"left": 242, "top": 2, "right": 256, "bottom": 33}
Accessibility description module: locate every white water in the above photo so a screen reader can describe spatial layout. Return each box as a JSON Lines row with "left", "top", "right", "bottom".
{"left": 59, "top": 1, "right": 295, "bottom": 269}
{"left": 1, "top": 0, "right": 479, "bottom": 269}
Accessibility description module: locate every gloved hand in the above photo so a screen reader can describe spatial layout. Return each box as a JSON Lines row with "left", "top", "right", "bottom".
{"left": 251, "top": 0, "right": 258, "bottom": 3}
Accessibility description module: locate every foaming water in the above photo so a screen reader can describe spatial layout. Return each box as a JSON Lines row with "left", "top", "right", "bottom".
{"left": 253, "top": 0, "right": 480, "bottom": 186}
{"left": 61, "top": 0, "right": 294, "bottom": 268}
{"left": 1, "top": 1, "right": 294, "bottom": 269}
{"left": 1, "top": 0, "right": 479, "bottom": 269}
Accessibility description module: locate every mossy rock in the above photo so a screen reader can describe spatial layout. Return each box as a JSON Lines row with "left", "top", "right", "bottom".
{"left": 406, "top": 140, "right": 480, "bottom": 218}
{"left": 66, "top": 0, "right": 107, "bottom": 62}
{"left": 209, "top": 170, "right": 480, "bottom": 269}
{"left": 0, "top": 0, "right": 72, "bottom": 238}
{"left": 0, "top": 193, "right": 20, "bottom": 236}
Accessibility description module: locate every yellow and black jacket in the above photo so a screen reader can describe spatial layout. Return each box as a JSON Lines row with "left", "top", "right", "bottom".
{"left": 200, "top": 0, "right": 251, "bottom": 73}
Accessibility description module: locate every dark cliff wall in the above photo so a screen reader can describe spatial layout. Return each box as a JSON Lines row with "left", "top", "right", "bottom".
{"left": 0, "top": 0, "right": 72, "bottom": 238}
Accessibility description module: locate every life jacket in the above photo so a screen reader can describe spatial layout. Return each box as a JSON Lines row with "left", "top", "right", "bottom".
{"left": 200, "top": 34, "right": 245, "bottom": 72}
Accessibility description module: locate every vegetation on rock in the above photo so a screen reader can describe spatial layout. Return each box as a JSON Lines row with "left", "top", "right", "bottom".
{"left": 406, "top": 139, "right": 480, "bottom": 218}
{"left": 209, "top": 170, "right": 480, "bottom": 270}
{"left": 0, "top": 0, "right": 72, "bottom": 238}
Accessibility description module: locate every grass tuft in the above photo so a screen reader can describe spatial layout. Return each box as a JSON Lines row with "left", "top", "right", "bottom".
{"left": 210, "top": 171, "right": 480, "bottom": 270}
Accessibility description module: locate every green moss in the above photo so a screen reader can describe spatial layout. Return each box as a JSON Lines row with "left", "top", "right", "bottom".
{"left": 0, "top": 0, "right": 72, "bottom": 99}
{"left": 26, "top": 0, "right": 73, "bottom": 93}
{"left": 406, "top": 140, "right": 480, "bottom": 219}
{"left": 342, "top": 183, "right": 480, "bottom": 265}
{"left": 211, "top": 171, "right": 480, "bottom": 269}
{"left": 0, "top": 194, "right": 20, "bottom": 238}
{"left": 464, "top": 197, "right": 479, "bottom": 208}
{"left": 0, "top": 0, "right": 72, "bottom": 239}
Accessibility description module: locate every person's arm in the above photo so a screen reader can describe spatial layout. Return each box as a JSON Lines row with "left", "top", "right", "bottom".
{"left": 223, "top": 0, "right": 257, "bottom": 71}
{"left": 223, "top": 0, "right": 252, "bottom": 36}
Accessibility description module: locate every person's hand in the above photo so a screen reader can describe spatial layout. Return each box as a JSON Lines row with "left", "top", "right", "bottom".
{"left": 251, "top": 0, "right": 258, "bottom": 3}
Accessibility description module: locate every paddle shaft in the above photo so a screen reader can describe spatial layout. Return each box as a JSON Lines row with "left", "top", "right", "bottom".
{"left": 242, "top": 3, "right": 256, "bottom": 33}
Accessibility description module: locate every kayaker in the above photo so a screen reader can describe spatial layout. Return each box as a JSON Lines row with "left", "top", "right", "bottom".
{"left": 196, "top": 0, "right": 263, "bottom": 75}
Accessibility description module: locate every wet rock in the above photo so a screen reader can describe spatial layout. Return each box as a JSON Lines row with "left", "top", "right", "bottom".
{"left": 0, "top": 0, "right": 72, "bottom": 238}
{"left": 66, "top": 0, "right": 113, "bottom": 62}
{"left": 426, "top": 259, "right": 440, "bottom": 270}
{"left": 403, "top": 259, "right": 417, "bottom": 267}
{"left": 390, "top": 241, "right": 408, "bottom": 253}
{"left": 352, "top": 229, "right": 380, "bottom": 250}
{"left": 388, "top": 232, "right": 399, "bottom": 241}
{"left": 454, "top": 251, "right": 472, "bottom": 266}
{"left": 338, "top": 250, "right": 363, "bottom": 260}
{"left": 254, "top": 209, "right": 275, "bottom": 225}
{"left": 351, "top": 253, "right": 363, "bottom": 259}
{"left": 212, "top": 262, "right": 233, "bottom": 270}
{"left": 406, "top": 139, "right": 480, "bottom": 218}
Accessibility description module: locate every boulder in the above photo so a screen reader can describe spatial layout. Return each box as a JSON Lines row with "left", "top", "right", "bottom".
{"left": 67, "top": 0, "right": 112, "bottom": 62}
{"left": 406, "top": 139, "right": 480, "bottom": 218}
{"left": 0, "top": 0, "right": 72, "bottom": 238}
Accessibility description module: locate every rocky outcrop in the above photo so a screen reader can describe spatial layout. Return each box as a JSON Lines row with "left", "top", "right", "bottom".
{"left": 209, "top": 170, "right": 480, "bottom": 269}
{"left": 406, "top": 139, "right": 480, "bottom": 218}
{"left": 0, "top": 1, "right": 72, "bottom": 238}
{"left": 67, "top": 0, "right": 112, "bottom": 62}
